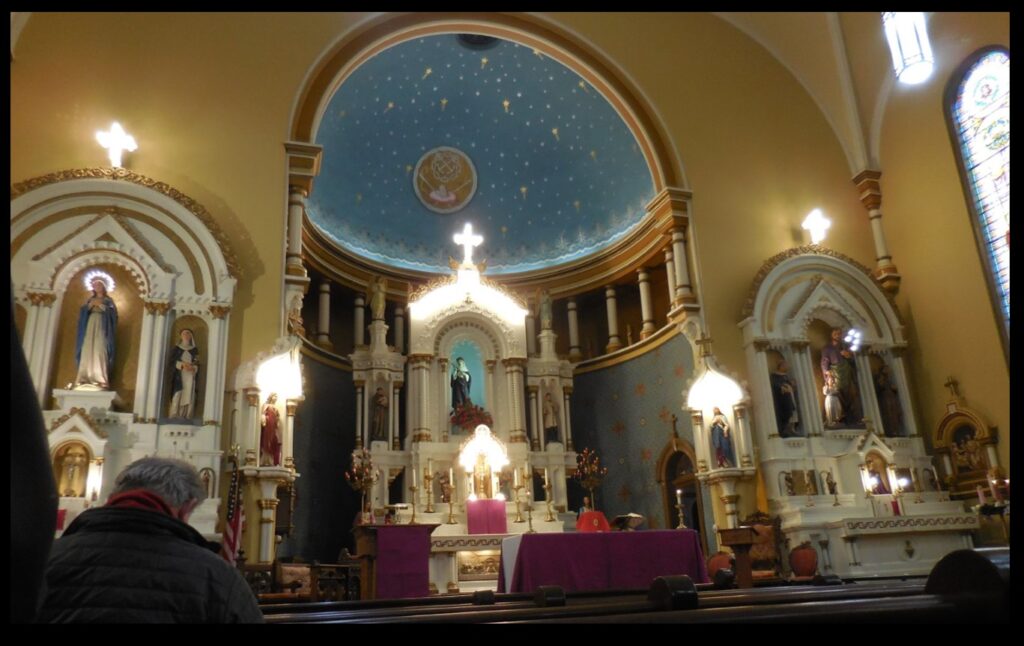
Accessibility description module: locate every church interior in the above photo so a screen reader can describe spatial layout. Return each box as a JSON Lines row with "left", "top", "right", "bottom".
{"left": 11, "top": 12, "right": 1009, "bottom": 621}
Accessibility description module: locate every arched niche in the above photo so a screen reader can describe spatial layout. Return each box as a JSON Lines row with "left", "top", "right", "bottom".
{"left": 655, "top": 437, "right": 709, "bottom": 554}
{"left": 11, "top": 170, "right": 238, "bottom": 424}
{"left": 50, "top": 263, "right": 144, "bottom": 410}
{"left": 51, "top": 440, "right": 92, "bottom": 498}
{"left": 740, "top": 247, "right": 918, "bottom": 448}
{"left": 164, "top": 315, "right": 209, "bottom": 422}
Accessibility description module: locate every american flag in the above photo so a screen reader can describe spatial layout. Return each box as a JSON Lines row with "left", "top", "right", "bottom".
{"left": 220, "top": 454, "right": 244, "bottom": 564}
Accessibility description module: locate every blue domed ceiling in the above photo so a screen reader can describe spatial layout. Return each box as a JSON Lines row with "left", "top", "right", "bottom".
{"left": 309, "top": 34, "right": 656, "bottom": 275}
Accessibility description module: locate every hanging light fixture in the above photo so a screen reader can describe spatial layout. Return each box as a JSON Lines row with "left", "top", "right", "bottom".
{"left": 882, "top": 12, "right": 935, "bottom": 85}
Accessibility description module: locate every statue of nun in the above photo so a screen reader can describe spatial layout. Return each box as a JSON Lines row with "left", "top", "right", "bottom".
{"left": 74, "top": 275, "right": 118, "bottom": 390}
{"left": 168, "top": 328, "right": 199, "bottom": 419}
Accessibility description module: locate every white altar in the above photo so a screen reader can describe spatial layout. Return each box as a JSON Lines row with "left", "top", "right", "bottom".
{"left": 350, "top": 225, "right": 578, "bottom": 592}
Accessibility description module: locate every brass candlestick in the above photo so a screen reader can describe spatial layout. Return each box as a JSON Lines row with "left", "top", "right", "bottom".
{"left": 543, "top": 483, "right": 555, "bottom": 522}
{"left": 526, "top": 504, "right": 536, "bottom": 534}
{"left": 675, "top": 502, "right": 687, "bottom": 529}
{"left": 512, "top": 484, "right": 525, "bottom": 523}
{"left": 442, "top": 483, "right": 457, "bottom": 524}
{"left": 408, "top": 484, "right": 418, "bottom": 524}
{"left": 424, "top": 472, "right": 435, "bottom": 513}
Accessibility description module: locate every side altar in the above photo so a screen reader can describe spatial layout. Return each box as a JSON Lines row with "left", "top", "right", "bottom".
{"left": 349, "top": 224, "right": 578, "bottom": 593}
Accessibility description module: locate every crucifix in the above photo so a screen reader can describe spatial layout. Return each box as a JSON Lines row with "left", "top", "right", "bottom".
{"left": 695, "top": 334, "right": 714, "bottom": 358}
{"left": 453, "top": 222, "right": 483, "bottom": 266}
{"left": 943, "top": 376, "right": 961, "bottom": 400}
{"left": 96, "top": 122, "right": 138, "bottom": 168}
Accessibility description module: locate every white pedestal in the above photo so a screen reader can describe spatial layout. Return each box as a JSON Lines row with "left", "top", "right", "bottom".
{"left": 52, "top": 388, "right": 117, "bottom": 414}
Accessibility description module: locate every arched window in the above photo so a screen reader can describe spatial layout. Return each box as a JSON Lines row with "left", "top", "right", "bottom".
{"left": 945, "top": 47, "right": 1009, "bottom": 358}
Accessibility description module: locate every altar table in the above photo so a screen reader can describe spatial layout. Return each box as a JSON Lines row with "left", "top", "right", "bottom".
{"left": 498, "top": 530, "right": 709, "bottom": 593}
{"left": 466, "top": 499, "right": 508, "bottom": 535}
{"left": 353, "top": 524, "right": 437, "bottom": 599}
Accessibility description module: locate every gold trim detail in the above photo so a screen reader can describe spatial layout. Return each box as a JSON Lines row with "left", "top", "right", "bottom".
{"left": 27, "top": 291, "right": 57, "bottom": 306}
{"left": 208, "top": 304, "right": 232, "bottom": 319}
{"left": 11, "top": 168, "right": 240, "bottom": 279}
{"left": 48, "top": 407, "right": 108, "bottom": 439}
{"left": 143, "top": 300, "right": 172, "bottom": 315}
{"left": 741, "top": 245, "right": 904, "bottom": 324}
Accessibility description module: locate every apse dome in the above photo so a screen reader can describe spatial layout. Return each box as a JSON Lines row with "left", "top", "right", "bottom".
{"left": 308, "top": 33, "right": 657, "bottom": 275}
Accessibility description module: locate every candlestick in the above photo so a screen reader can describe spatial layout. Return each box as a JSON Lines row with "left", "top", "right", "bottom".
{"left": 526, "top": 503, "right": 536, "bottom": 533}
{"left": 424, "top": 471, "right": 435, "bottom": 513}
{"left": 675, "top": 488, "right": 683, "bottom": 508}
{"left": 443, "top": 484, "right": 457, "bottom": 524}
{"left": 449, "top": 466, "right": 454, "bottom": 485}
{"left": 514, "top": 467, "right": 520, "bottom": 487}
{"left": 543, "top": 483, "right": 555, "bottom": 522}
{"left": 544, "top": 468, "right": 549, "bottom": 487}
{"left": 408, "top": 484, "right": 418, "bottom": 524}
{"left": 512, "top": 484, "right": 525, "bottom": 523}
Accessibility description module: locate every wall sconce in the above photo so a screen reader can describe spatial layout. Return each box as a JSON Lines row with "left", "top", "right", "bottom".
{"left": 882, "top": 12, "right": 934, "bottom": 85}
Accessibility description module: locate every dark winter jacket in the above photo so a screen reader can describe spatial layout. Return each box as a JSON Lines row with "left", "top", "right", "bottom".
{"left": 37, "top": 503, "right": 263, "bottom": 623}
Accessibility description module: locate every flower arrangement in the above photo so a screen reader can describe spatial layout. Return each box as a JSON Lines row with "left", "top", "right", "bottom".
{"left": 344, "top": 448, "right": 380, "bottom": 514}
{"left": 450, "top": 401, "right": 494, "bottom": 432}
{"left": 574, "top": 447, "right": 609, "bottom": 511}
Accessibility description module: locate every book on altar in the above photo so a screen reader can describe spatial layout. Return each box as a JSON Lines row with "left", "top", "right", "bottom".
{"left": 610, "top": 513, "right": 645, "bottom": 531}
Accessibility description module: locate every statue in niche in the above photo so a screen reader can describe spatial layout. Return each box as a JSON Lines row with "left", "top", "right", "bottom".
{"left": 769, "top": 359, "right": 801, "bottom": 437}
{"left": 168, "top": 328, "right": 199, "bottom": 419}
{"left": 450, "top": 356, "right": 472, "bottom": 411}
{"left": 537, "top": 288, "right": 553, "bottom": 331}
{"left": 873, "top": 364, "right": 904, "bottom": 437}
{"left": 952, "top": 426, "right": 985, "bottom": 472}
{"left": 709, "top": 407, "right": 734, "bottom": 468}
{"left": 819, "top": 327, "right": 862, "bottom": 426}
{"left": 542, "top": 391, "right": 560, "bottom": 444}
{"left": 822, "top": 369, "right": 844, "bottom": 428}
{"left": 260, "top": 393, "right": 282, "bottom": 466}
{"left": 58, "top": 445, "right": 88, "bottom": 497}
{"left": 865, "top": 453, "right": 890, "bottom": 494}
{"left": 286, "top": 293, "right": 305, "bottom": 337}
{"left": 369, "top": 275, "right": 387, "bottom": 321}
{"left": 370, "top": 387, "right": 389, "bottom": 442}
{"left": 74, "top": 275, "right": 118, "bottom": 390}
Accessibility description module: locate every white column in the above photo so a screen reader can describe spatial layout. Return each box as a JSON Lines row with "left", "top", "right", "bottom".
{"left": 244, "top": 388, "right": 261, "bottom": 465}
{"left": 562, "top": 387, "right": 573, "bottom": 450}
{"left": 354, "top": 382, "right": 364, "bottom": 449}
{"left": 604, "top": 285, "right": 622, "bottom": 353}
{"left": 484, "top": 360, "right": 497, "bottom": 422}
{"left": 414, "top": 356, "right": 432, "bottom": 442}
{"left": 391, "top": 382, "right": 402, "bottom": 450}
{"left": 670, "top": 228, "right": 693, "bottom": 302}
{"left": 202, "top": 314, "right": 221, "bottom": 423}
{"left": 856, "top": 354, "right": 881, "bottom": 431}
{"left": 145, "top": 304, "right": 171, "bottom": 421}
{"left": 394, "top": 307, "right": 405, "bottom": 354}
{"left": 567, "top": 298, "right": 582, "bottom": 361}
{"left": 133, "top": 307, "right": 156, "bottom": 418}
{"left": 353, "top": 295, "right": 365, "bottom": 347}
{"left": 637, "top": 268, "right": 655, "bottom": 338}
{"left": 664, "top": 248, "right": 677, "bottom": 308}
{"left": 438, "top": 358, "right": 450, "bottom": 441}
{"left": 690, "top": 411, "right": 708, "bottom": 472}
{"left": 284, "top": 401, "right": 297, "bottom": 469}
{"left": 790, "top": 342, "right": 822, "bottom": 436}
{"left": 526, "top": 312, "right": 538, "bottom": 356}
{"left": 732, "top": 403, "right": 753, "bottom": 468}
{"left": 286, "top": 187, "right": 306, "bottom": 274}
{"left": 317, "top": 281, "right": 331, "bottom": 348}
{"left": 528, "top": 387, "right": 540, "bottom": 450}
{"left": 26, "top": 295, "right": 58, "bottom": 405}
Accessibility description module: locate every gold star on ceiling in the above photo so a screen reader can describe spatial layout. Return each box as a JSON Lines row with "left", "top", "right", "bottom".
{"left": 551, "top": 127, "right": 559, "bottom": 141}
{"left": 520, "top": 186, "right": 528, "bottom": 199}
{"left": 573, "top": 199, "right": 581, "bottom": 212}
{"left": 502, "top": 98, "right": 510, "bottom": 113}
{"left": 578, "top": 80, "right": 591, "bottom": 94}
{"left": 533, "top": 48, "right": 543, "bottom": 58}
{"left": 590, "top": 149, "right": 598, "bottom": 161}
{"left": 405, "top": 165, "right": 413, "bottom": 174}
{"left": 422, "top": 67, "right": 432, "bottom": 80}
{"left": 440, "top": 97, "right": 448, "bottom": 111}
{"left": 383, "top": 101, "right": 395, "bottom": 114}
{"left": 481, "top": 57, "right": 489, "bottom": 69}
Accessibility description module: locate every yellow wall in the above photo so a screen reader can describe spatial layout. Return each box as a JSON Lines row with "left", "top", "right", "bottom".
{"left": 879, "top": 13, "right": 1010, "bottom": 472}
{"left": 11, "top": 12, "right": 1008, "bottom": 477}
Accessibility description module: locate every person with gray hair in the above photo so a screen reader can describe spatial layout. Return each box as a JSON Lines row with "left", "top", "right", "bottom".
{"left": 37, "top": 457, "right": 263, "bottom": 623}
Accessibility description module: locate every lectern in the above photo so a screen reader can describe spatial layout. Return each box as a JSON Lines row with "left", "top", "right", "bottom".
{"left": 717, "top": 526, "right": 757, "bottom": 589}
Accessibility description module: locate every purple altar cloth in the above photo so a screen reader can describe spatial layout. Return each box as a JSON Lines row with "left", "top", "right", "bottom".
{"left": 374, "top": 524, "right": 434, "bottom": 599}
{"left": 466, "top": 499, "right": 508, "bottom": 535}
{"left": 498, "top": 530, "right": 709, "bottom": 593}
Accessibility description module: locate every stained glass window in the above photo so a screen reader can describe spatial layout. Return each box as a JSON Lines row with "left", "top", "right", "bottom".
{"left": 950, "top": 49, "right": 1010, "bottom": 337}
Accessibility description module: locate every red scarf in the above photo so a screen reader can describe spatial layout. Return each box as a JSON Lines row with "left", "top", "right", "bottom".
{"left": 105, "top": 489, "right": 176, "bottom": 518}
